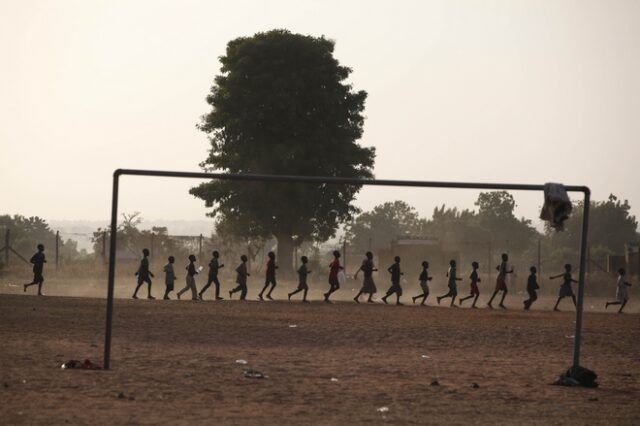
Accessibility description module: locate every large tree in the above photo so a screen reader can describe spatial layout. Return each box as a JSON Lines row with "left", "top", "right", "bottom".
{"left": 191, "top": 30, "right": 375, "bottom": 274}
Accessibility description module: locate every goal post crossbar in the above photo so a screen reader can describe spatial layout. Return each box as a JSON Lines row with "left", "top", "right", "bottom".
{"left": 104, "top": 168, "right": 591, "bottom": 371}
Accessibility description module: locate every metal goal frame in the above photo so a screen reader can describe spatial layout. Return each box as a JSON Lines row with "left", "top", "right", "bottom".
{"left": 103, "top": 168, "right": 590, "bottom": 371}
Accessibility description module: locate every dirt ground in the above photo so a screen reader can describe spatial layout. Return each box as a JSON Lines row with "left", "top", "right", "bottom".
{"left": 1, "top": 292, "right": 639, "bottom": 425}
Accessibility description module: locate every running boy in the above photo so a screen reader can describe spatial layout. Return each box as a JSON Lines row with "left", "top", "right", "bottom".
{"left": 133, "top": 248, "right": 154, "bottom": 300}
{"left": 550, "top": 263, "right": 577, "bottom": 311}
{"left": 163, "top": 256, "right": 177, "bottom": 300}
{"left": 177, "top": 254, "right": 199, "bottom": 301}
{"left": 605, "top": 268, "right": 632, "bottom": 313}
{"left": 412, "top": 261, "right": 432, "bottom": 305}
{"left": 288, "top": 256, "right": 312, "bottom": 303}
{"left": 199, "top": 250, "right": 224, "bottom": 300}
{"left": 523, "top": 266, "right": 539, "bottom": 310}
{"left": 437, "top": 259, "right": 462, "bottom": 307}
{"left": 259, "top": 252, "right": 278, "bottom": 301}
{"left": 354, "top": 251, "right": 377, "bottom": 303}
{"left": 487, "top": 253, "right": 513, "bottom": 309}
{"left": 324, "top": 251, "right": 343, "bottom": 303}
{"left": 229, "top": 255, "right": 250, "bottom": 300}
{"left": 459, "top": 261, "right": 481, "bottom": 308}
{"left": 23, "top": 244, "right": 46, "bottom": 296}
{"left": 382, "top": 256, "right": 404, "bottom": 305}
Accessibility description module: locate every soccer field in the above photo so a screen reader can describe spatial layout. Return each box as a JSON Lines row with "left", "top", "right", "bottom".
{"left": 1, "top": 294, "right": 638, "bottom": 425}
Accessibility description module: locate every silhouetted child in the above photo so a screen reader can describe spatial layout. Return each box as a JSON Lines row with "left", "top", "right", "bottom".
{"left": 382, "top": 256, "right": 404, "bottom": 305}
{"left": 229, "top": 255, "right": 250, "bottom": 300}
{"left": 412, "top": 261, "right": 432, "bottom": 305}
{"left": 523, "top": 266, "right": 539, "bottom": 310}
{"left": 324, "top": 250, "right": 343, "bottom": 303}
{"left": 437, "top": 259, "right": 462, "bottom": 307}
{"left": 354, "top": 251, "right": 377, "bottom": 303}
{"left": 606, "top": 268, "right": 632, "bottom": 313}
{"left": 199, "top": 250, "right": 224, "bottom": 300}
{"left": 550, "top": 263, "right": 577, "bottom": 311}
{"left": 177, "top": 254, "right": 199, "bottom": 301}
{"left": 23, "top": 244, "right": 46, "bottom": 296}
{"left": 133, "top": 248, "right": 155, "bottom": 299}
{"left": 163, "top": 256, "right": 177, "bottom": 300}
{"left": 487, "top": 253, "right": 513, "bottom": 309}
{"left": 289, "top": 256, "right": 312, "bottom": 303}
{"left": 459, "top": 261, "right": 481, "bottom": 308}
{"left": 259, "top": 252, "right": 278, "bottom": 301}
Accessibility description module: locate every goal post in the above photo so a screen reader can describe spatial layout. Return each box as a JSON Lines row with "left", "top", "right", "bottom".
{"left": 103, "top": 168, "right": 591, "bottom": 372}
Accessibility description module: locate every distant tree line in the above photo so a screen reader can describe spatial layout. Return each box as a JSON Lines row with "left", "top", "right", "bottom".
{"left": 1, "top": 193, "right": 636, "bottom": 275}
{"left": 0, "top": 215, "right": 84, "bottom": 270}
{"left": 345, "top": 193, "right": 638, "bottom": 271}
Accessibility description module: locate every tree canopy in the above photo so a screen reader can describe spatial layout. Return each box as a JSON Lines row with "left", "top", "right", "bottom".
{"left": 546, "top": 194, "right": 638, "bottom": 262}
{"left": 345, "top": 201, "right": 423, "bottom": 253}
{"left": 190, "top": 30, "right": 375, "bottom": 273}
{"left": 347, "top": 192, "right": 537, "bottom": 255}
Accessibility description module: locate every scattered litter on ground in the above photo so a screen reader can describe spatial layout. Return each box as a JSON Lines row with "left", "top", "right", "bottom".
{"left": 60, "top": 359, "right": 102, "bottom": 370}
{"left": 421, "top": 354, "right": 431, "bottom": 359}
{"left": 289, "top": 324, "right": 298, "bottom": 328}
{"left": 565, "top": 335, "right": 575, "bottom": 339}
{"left": 553, "top": 366, "right": 598, "bottom": 388}
{"left": 244, "top": 369, "right": 265, "bottom": 379}
{"left": 235, "top": 359, "right": 248, "bottom": 365}
{"left": 376, "top": 406, "right": 389, "bottom": 413}
{"left": 330, "top": 377, "right": 339, "bottom": 382}
{"left": 430, "top": 380, "right": 440, "bottom": 386}
{"left": 117, "top": 392, "right": 135, "bottom": 400}
{"left": 61, "top": 359, "right": 102, "bottom": 370}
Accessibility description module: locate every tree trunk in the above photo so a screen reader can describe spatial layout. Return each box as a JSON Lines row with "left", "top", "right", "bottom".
{"left": 275, "top": 232, "right": 295, "bottom": 278}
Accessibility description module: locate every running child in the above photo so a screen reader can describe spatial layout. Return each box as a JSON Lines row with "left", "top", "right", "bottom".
{"left": 605, "top": 268, "right": 632, "bottom": 313}
{"left": 162, "top": 256, "right": 177, "bottom": 300}
{"left": 324, "top": 250, "right": 343, "bottom": 303}
{"left": 550, "top": 263, "right": 577, "bottom": 311}
{"left": 199, "top": 250, "right": 224, "bottom": 300}
{"left": 523, "top": 266, "right": 539, "bottom": 310}
{"left": 229, "top": 255, "right": 250, "bottom": 300}
{"left": 487, "top": 253, "right": 513, "bottom": 309}
{"left": 23, "top": 244, "right": 46, "bottom": 296}
{"left": 412, "top": 261, "right": 432, "bottom": 305}
{"left": 353, "top": 251, "right": 377, "bottom": 303}
{"left": 177, "top": 254, "right": 199, "bottom": 301}
{"left": 437, "top": 259, "right": 462, "bottom": 307}
{"left": 259, "top": 251, "right": 278, "bottom": 301}
{"left": 133, "top": 248, "right": 155, "bottom": 299}
{"left": 381, "top": 256, "right": 404, "bottom": 305}
{"left": 459, "top": 261, "right": 481, "bottom": 308}
{"left": 288, "top": 256, "right": 312, "bottom": 303}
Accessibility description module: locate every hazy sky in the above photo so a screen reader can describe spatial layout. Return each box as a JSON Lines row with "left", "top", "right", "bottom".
{"left": 1, "top": 0, "right": 638, "bottom": 229}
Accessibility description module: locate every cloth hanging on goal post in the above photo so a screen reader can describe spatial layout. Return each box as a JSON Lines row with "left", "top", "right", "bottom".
{"left": 540, "top": 183, "right": 572, "bottom": 231}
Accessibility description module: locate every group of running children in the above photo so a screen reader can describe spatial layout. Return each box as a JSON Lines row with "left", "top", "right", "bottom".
{"left": 22, "top": 244, "right": 633, "bottom": 313}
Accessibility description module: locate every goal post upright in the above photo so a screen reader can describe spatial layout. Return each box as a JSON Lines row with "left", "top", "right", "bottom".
{"left": 102, "top": 168, "right": 590, "bottom": 373}
{"left": 572, "top": 188, "right": 591, "bottom": 372}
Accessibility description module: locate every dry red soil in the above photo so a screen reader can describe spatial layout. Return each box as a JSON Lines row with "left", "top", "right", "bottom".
{"left": 1, "top": 293, "right": 639, "bottom": 425}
